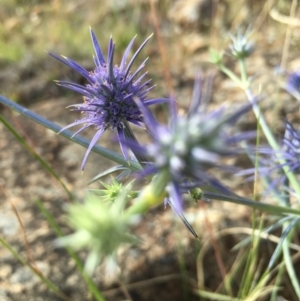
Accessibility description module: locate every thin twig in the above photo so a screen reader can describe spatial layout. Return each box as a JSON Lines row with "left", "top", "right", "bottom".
{"left": 280, "top": 0, "right": 298, "bottom": 70}
{"left": 116, "top": 276, "right": 132, "bottom": 301}
{"left": 270, "top": 7, "right": 300, "bottom": 27}
{"left": 103, "top": 273, "right": 196, "bottom": 296}
{"left": 253, "top": 0, "right": 276, "bottom": 31}
{"left": 149, "top": 0, "right": 174, "bottom": 98}
{"left": 200, "top": 201, "right": 232, "bottom": 295}
{"left": 0, "top": 184, "right": 40, "bottom": 274}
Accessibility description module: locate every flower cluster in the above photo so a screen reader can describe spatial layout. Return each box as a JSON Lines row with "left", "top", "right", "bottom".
{"left": 4, "top": 26, "right": 300, "bottom": 282}
{"left": 47, "top": 28, "right": 267, "bottom": 259}
{"left": 50, "top": 28, "right": 167, "bottom": 170}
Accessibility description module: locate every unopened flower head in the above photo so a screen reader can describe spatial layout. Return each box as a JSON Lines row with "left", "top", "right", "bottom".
{"left": 90, "top": 178, "right": 137, "bottom": 203}
{"left": 229, "top": 28, "right": 255, "bottom": 59}
{"left": 50, "top": 28, "right": 167, "bottom": 170}
{"left": 55, "top": 188, "right": 137, "bottom": 275}
{"left": 129, "top": 76, "right": 255, "bottom": 211}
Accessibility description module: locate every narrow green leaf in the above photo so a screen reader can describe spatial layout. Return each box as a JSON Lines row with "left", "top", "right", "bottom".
{"left": 0, "top": 236, "right": 73, "bottom": 301}
{"left": 268, "top": 218, "right": 300, "bottom": 269}
{"left": 233, "top": 216, "right": 293, "bottom": 251}
{"left": 203, "top": 192, "right": 300, "bottom": 216}
{"left": 0, "top": 95, "right": 141, "bottom": 171}
{"left": 88, "top": 165, "right": 130, "bottom": 184}
{"left": 195, "top": 290, "right": 243, "bottom": 301}
{"left": 35, "top": 199, "right": 106, "bottom": 301}
{"left": 282, "top": 222, "right": 300, "bottom": 298}
{"left": 0, "top": 114, "right": 74, "bottom": 202}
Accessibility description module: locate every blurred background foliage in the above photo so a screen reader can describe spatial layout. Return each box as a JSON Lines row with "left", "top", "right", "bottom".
{"left": 0, "top": 0, "right": 162, "bottom": 62}
{"left": 0, "top": 0, "right": 296, "bottom": 62}
{"left": 0, "top": 0, "right": 175, "bottom": 103}
{"left": 0, "top": 0, "right": 297, "bottom": 103}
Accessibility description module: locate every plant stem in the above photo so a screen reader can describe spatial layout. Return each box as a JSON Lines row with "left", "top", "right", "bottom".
{"left": 0, "top": 95, "right": 141, "bottom": 171}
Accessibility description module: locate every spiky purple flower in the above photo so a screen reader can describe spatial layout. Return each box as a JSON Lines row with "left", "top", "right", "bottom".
{"left": 251, "top": 121, "right": 300, "bottom": 203}
{"left": 277, "top": 121, "right": 300, "bottom": 180}
{"left": 50, "top": 28, "right": 167, "bottom": 170}
{"left": 127, "top": 76, "right": 256, "bottom": 212}
{"left": 286, "top": 71, "right": 300, "bottom": 97}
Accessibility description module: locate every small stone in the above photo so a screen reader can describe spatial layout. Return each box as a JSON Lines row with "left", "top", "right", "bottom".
{"left": 0, "top": 213, "right": 19, "bottom": 236}
{"left": 10, "top": 266, "right": 33, "bottom": 284}
{"left": 9, "top": 261, "right": 50, "bottom": 287}
{"left": 59, "top": 144, "right": 82, "bottom": 168}
{"left": 0, "top": 264, "right": 12, "bottom": 279}
{"left": 0, "top": 288, "right": 9, "bottom": 301}
{"left": 66, "top": 274, "right": 80, "bottom": 287}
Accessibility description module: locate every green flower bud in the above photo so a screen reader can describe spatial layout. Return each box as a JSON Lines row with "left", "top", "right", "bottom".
{"left": 55, "top": 186, "right": 137, "bottom": 275}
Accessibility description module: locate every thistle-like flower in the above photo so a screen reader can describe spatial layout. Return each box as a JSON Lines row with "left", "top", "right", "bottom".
{"left": 282, "top": 122, "right": 300, "bottom": 171}
{"left": 286, "top": 71, "right": 300, "bottom": 98}
{"left": 274, "top": 121, "right": 300, "bottom": 187}
{"left": 126, "top": 76, "right": 255, "bottom": 212}
{"left": 50, "top": 28, "right": 168, "bottom": 170}
{"left": 256, "top": 121, "right": 300, "bottom": 203}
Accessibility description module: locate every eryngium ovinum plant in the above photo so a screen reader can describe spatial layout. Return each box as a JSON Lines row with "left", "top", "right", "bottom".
{"left": 2, "top": 28, "right": 300, "bottom": 291}
{"left": 55, "top": 75, "right": 258, "bottom": 273}
{"left": 49, "top": 29, "right": 261, "bottom": 274}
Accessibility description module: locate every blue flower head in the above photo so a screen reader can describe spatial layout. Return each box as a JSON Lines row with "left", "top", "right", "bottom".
{"left": 128, "top": 76, "right": 255, "bottom": 212}
{"left": 258, "top": 121, "right": 300, "bottom": 200}
{"left": 286, "top": 71, "right": 300, "bottom": 97}
{"left": 280, "top": 121, "right": 300, "bottom": 175}
{"left": 50, "top": 28, "right": 167, "bottom": 170}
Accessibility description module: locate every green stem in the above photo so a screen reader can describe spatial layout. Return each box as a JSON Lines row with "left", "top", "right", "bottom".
{"left": 125, "top": 171, "right": 169, "bottom": 217}
{"left": 203, "top": 191, "right": 300, "bottom": 216}
{"left": 282, "top": 222, "right": 300, "bottom": 298}
{"left": 0, "top": 95, "right": 141, "bottom": 172}
{"left": 238, "top": 59, "right": 248, "bottom": 84}
{"left": 0, "top": 114, "right": 74, "bottom": 202}
{"left": 270, "top": 258, "right": 285, "bottom": 301}
{"left": 217, "top": 64, "right": 245, "bottom": 88}
{"left": 36, "top": 199, "right": 106, "bottom": 301}
{"left": 0, "top": 236, "right": 73, "bottom": 301}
